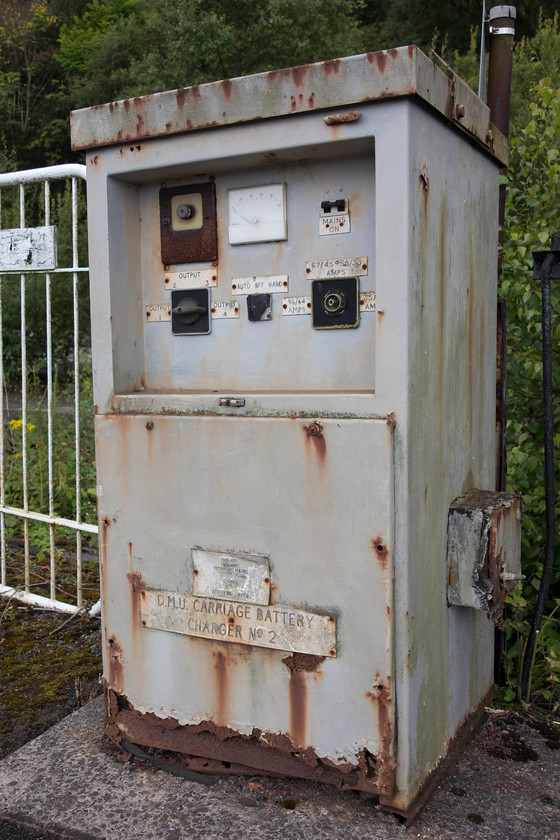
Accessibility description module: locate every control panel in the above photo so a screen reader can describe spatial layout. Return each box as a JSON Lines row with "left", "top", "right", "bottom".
{"left": 142, "top": 153, "right": 376, "bottom": 392}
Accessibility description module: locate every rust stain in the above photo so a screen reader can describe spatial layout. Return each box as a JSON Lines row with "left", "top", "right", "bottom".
{"left": 289, "top": 670, "right": 307, "bottom": 747}
{"left": 408, "top": 44, "right": 416, "bottom": 60}
{"left": 191, "top": 84, "right": 201, "bottom": 99}
{"left": 106, "top": 635, "right": 124, "bottom": 693}
{"left": 127, "top": 569, "right": 144, "bottom": 591}
{"left": 127, "top": 565, "right": 144, "bottom": 638}
{"left": 388, "top": 48, "right": 399, "bottom": 60}
{"left": 303, "top": 421, "right": 326, "bottom": 463}
{"left": 100, "top": 518, "right": 109, "bottom": 610}
{"left": 371, "top": 536, "right": 389, "bottom": 570}
{"left": 290, "top": 96, "right": 297, "bottom": 112}
{"left": 214, "top": 650, "right": 229, "bottom": 724}
{"left": 291, "top": 64, "right": 311, "bottom": 87}
{"left": 123, "top": 99, "right": 131, "bottom": 112}
{"left": 308, "top": 93, "right": 315, "bottom": 108}
{"left": 282, "top": 653, "right": 325, "bottom": 673}
{"left": 267, "top": 68, "right": 283, "bottom": 83}
{"left": 176, "top": 88, "right": 187, "bottom": 108}
{"left": 136, "top": 115, "right": 145, "bottom": 135}
{"left": 366, "top": 675, "right": 394, "bottom": 790}
{"left": 375, "top": 52, "right": 388, "bottom": 74}
{"left": 323, "top": 59, "right": 341, "bottom": 76}
{"left": 445, "top": 77, "right": 456, "bottom": 122}
{"left": 220, "top": 79, "right": 233, "bottom": 99}
{"left": 419, "top": 165, "right": 430, "bottom": 217}
{"left": 165, "top": 122, "right": 172, "bottom": 133}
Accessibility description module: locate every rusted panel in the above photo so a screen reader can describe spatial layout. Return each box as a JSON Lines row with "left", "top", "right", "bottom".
{"left": 105, "top": 689, "right": 395, "bottom": 795}
{"left": 282, "top": 653, "right": 325, "bottom": 672}
{"left": 447, "top": 490, "right": 522, "bottom": 624}
{"left": 159, "top": 181, "right": 217, "bottom": 264}
{"left": 70, "top": 47, "right": 507, "bottom": 164}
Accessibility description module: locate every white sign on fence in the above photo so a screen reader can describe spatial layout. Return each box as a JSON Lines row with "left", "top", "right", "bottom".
{"left": 0, "top": 226, "right": 57, "bottom": 271}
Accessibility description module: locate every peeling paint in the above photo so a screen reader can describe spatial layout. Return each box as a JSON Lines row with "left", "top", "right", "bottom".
{"left": 104, "top": 689, "right": 394, "bottom": 795}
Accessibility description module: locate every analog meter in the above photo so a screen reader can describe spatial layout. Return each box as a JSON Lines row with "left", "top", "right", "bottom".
{"left": 228, "top": 183, "right": 287, "bottom": 244}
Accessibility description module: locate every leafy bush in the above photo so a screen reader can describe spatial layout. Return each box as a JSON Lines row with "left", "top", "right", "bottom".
{"left": 500, "top": 80, "right": 560, "bottom": 708}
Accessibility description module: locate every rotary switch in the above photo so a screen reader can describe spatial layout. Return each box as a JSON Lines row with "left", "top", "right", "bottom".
{"left": 171, "top": 288, "right": 211, "bottom": 335}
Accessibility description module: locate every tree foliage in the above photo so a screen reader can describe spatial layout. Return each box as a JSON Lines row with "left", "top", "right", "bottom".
{"left": 56, "top": 0, "right": 366, "bottom": 108}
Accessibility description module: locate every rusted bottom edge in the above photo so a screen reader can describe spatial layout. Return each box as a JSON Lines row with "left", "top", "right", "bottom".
{"left": 105, "top": 687, "right": 394, "bottom": 796}
{"left": 379, "top": 687, "right": 493, "bottom": 824}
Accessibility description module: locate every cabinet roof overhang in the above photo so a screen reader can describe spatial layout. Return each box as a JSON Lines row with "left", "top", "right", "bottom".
{"left": 70, "top": 45, "right": 507, "bottom": 166}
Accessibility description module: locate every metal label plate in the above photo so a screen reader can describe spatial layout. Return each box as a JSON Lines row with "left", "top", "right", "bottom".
{"left": 164, "top": 268, "right": 218, "bottom": 289}
{"left": 146, "top": 303, "right": 171, "bottom": 322}
{"left": 231, "top": 275, "right": 288, "bottom": 295}
{"left": 319, "top": 213, "right": 351, "bottom": 236}
{"left": 211, "top": 300, "right": 239, "bottom": 319}
{"left": 192, "top": 548, "right": 270, "bottom": 604}
{"left": 282, "top": 296, "right": 311, "bottom": 316}
{"left": 0, "top": 226, "right": 57, "bottom": 271}
{"left": 140, "top": 589, "right": 337, "bottom": 657}
{"left": 359, "top": 291, "right": 376, "bottom": 312}
{"left": 305, "top": 257, "right": 368, "bottom": 279}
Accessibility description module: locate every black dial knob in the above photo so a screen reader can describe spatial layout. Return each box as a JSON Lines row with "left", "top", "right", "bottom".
{"left": 172, "top": 297, "right": 207, "bottom": 325}
{"left": 176, "top": 203, "right": 196, "bottom": 220}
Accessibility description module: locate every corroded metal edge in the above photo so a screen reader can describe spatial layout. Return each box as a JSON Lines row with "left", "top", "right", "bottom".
{"left": 104, "top": 687, "right": 396, "bottom": 796}
{"left": 379, "top": 688, "right": 493, "bottom": 823}
{"left": 70, "top": 46, "right": 507, "bottom": 164}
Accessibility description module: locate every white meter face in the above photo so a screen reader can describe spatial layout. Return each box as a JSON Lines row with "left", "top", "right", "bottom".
{"left": 227, "top": 183, "right": 287, "bottom": 244}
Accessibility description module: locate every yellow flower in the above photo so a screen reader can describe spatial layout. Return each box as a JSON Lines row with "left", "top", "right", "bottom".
{"left": 9, "top": 419, "right": 22, "bottom": 429}
{"left": 27, "top": 423, "right": 36, "bottom": 431}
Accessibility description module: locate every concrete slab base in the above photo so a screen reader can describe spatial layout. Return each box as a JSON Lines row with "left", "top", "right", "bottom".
{"left": 1, "top": 698, "right": 558, "bottom": 840}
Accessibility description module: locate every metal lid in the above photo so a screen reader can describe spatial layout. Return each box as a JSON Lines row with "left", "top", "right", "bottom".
{"left": 70, "top": 45, "right": 507, "bottom": 164}
{"left": 489, "top": 5, "right": 517, "bottom": 20}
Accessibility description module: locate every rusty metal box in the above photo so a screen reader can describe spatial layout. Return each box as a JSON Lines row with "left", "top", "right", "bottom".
{"left": 72, "top": 46, "right": 510, "bottom": 816}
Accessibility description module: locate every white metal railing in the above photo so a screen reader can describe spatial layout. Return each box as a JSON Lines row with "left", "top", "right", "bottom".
{"left": 0, "top": 165, "right": 99, "bottom": 616}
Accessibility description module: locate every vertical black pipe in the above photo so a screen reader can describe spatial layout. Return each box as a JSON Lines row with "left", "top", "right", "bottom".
{"left": 486, "top": 6, "right": 516, "bottom": 495}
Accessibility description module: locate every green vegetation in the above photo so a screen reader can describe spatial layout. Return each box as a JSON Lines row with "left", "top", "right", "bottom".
{"left": 2, "top": 365, "right": 99, "bottom": 605}
{"left": 498, "top": 78, "right": 560, "bottom": 708}
{"left": 0, "top": 1, "right": 558, "bottom": 710}
{"left": 0, "top": 601, "right": 101, "bottom": 757}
